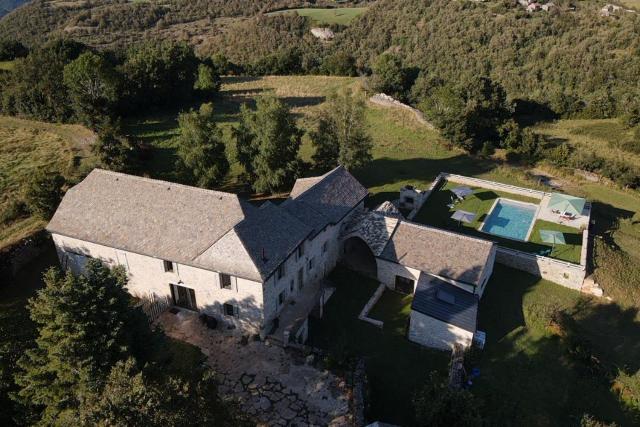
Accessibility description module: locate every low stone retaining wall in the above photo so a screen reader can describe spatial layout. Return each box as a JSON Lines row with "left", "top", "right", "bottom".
{"left": 495, "top": 247, "right": 586, "bottom": 290}
{"left": 406, "top": 175, "right": 445, "bottom": 220}
{"left": 0, "top": 229, "right": 51, "bottom": 282}
{"left": 443, "top": 173, "right": 546, "bottom": 200}
{"left": 358, "top": 283, "right": 385, "bottom": 328}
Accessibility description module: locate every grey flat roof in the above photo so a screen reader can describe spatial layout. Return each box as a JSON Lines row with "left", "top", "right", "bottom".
{"left": 411, "top": 274, "right": 478, "bottom": 332}
{"left": 379, "top": 221, "right": 495, "bottom": 286}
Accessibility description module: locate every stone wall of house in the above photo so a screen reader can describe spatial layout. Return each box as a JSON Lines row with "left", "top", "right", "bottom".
{"left": 51, "top": 234, "right": 265, "bottom": 333}
{"left": 376, "top": 258, "right": 422, "bottom": 291}
{"left": 408, "top": 310, "right": 474, "bottom": 350}
{"left": 443, "top": 173, "right": 546, "bottom": 200}
{"left": 495, "top": 247, "right": 586, "bottom": 290}
{"left": 376, "top": 256, "right": 495, "bottom": 297}
{"left": 263, "top": 201, "right": 365, "bottom": 330}
{"left": 405, "top": 176, "right": 446, "bottom": 220}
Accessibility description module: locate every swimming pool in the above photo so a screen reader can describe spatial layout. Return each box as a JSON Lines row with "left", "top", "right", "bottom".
{"left": 480, "top": 199, "right": 537, "bottom": 241}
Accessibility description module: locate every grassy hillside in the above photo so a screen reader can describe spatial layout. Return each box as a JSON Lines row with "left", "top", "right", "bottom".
{"left": 534, "top": 119, "right": 640, "bottom": 169}
{"left": 265, "top": 7, "right": 368, "bottom": 25}
{"left": 0, "top": 116, "right": 95, "bottom": 248}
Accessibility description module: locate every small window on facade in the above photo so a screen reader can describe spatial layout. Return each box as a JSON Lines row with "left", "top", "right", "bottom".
{"left": 297, "top": 244, "right": 304, "bottom": 259}
{"left": 277, "top": 263, "right": 285, "bottom": 279}
{"left": 290, "top": 280, "right": 294, "bottom": 292}
{"left": 308, "top": 257, "right": 314, "bottom": 271}
{"left": 322, "top": 241, "right": 328, "bottom": 253}
{"left": 220, "top": 273, "right": 232, "bottom": 289}
{"left": 163, "top": 260, "right": 174, "bottom": 272}
{"left": 223, "top": 303, "right": 237, "bottom": 317}
{"left": 278, "top": 290, "right": 286, "bottom": 306}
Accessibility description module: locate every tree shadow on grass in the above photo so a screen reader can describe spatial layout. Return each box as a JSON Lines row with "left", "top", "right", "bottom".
{"left": 355, "top": 155, "right": 498, "bottom": 191}
{"left": 476, "top": 265, "right": 640, "bottom": 426}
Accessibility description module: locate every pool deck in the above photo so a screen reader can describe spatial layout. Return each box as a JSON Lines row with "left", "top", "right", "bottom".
{"left": 537, "top": 195, "right": 590, "bottom": 230}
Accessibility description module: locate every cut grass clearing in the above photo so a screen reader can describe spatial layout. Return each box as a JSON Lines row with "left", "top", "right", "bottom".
{"left": 0, "top": 115, "right": 96, "bottom": 248}
{"left": 265, "top": 7, "right": 368, "bottom": 25}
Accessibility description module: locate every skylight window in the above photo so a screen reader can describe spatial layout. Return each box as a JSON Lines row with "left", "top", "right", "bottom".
{"left": 436, "top": 289, "right": 455, "bottom": 305}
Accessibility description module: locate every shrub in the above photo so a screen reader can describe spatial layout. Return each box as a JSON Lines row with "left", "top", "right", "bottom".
{"left": 22, "top": 172, "right": 65, "bottom": 219}
{"left": 413, "top": 371, "right": 483, "bottom": 427}
{"left": 0, "top": 199, "right": 29, "bottom": 225}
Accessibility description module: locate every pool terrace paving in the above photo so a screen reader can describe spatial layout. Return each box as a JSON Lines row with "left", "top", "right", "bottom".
{"left": 413, "top": 180, "right": 583, "bottom": 264}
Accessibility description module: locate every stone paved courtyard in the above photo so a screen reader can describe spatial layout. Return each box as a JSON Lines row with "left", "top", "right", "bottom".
{"left": 158, "top": 311, "right": 352, "bottom": 426}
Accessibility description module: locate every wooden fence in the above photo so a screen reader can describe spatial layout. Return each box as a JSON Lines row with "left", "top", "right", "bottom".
{"left": 137, "top": 294, "right": 172, "bottom": 323}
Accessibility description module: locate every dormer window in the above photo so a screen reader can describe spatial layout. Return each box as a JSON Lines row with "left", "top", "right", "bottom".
{"left": 163, "top": 260, "right": 174, "bottom": 273}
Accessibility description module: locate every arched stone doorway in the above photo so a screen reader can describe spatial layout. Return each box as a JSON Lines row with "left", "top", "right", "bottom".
{"left": 342, "top": 236, "right": 377, "bottom": 278}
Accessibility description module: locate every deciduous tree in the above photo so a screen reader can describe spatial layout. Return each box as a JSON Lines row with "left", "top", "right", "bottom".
{"left": 63, "top": 51, "right": 120, "bottom": 130}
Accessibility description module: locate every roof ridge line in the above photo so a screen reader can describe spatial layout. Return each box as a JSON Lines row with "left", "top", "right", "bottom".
{"left": 91, "top": 168, "right": 238, "bottom": 199}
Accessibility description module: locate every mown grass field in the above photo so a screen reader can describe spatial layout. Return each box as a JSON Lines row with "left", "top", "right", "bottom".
{"left": 265, "top": 7, "right": 368, "bottom": 25}
{"left": 0, "top": 116, "right": 96, "bottom": 248}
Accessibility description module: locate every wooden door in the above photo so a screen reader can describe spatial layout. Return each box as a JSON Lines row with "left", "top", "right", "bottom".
{"left": 171, "top": 284, "right": 197, "bottom": 310}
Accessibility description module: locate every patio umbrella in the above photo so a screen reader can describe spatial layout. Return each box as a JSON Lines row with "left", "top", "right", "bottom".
{"left": 451, "top": 186, "right": 474, "bottom": 200}
{"left": 451, "top": 210, "right": 476, "bottom": 225}
{"left": 548, "top": 193, "right": 586, "bottom": 217}
{"left": 539, "top": 229, "right": 565, "bottom": 252}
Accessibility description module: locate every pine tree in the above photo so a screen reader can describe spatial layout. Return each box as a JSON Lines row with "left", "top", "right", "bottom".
{"left": 311, "top": 89, "right": 372, "bottom": 172}
{"left": 175, "top": 103, "right": 229, "bottom": 188}
{"left": 13, "top": 260, "right": 148, "bottom": 425}
{"left": 234, "top": 96, "right": 302, "bottom": 193}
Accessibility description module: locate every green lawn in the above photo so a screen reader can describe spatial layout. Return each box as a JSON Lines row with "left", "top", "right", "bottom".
{"left": 309, "top": 267, "right": 449, "bottom": 426}
{"left": 475, "top": 264, "right": 640, "bottom": 426}
{"left": 414, "top": 180, "right": 583, "bottom": 263}
{"left": 265, "top": 7, "right": 368, "bottom": 25}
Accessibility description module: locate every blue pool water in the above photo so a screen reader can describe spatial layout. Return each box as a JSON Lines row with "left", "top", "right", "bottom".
{"left": 481, "top": 199, "right": 537, "bottom": 241}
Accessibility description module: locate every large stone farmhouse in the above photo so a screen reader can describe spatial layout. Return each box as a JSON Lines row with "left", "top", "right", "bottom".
{"left": 47, "top": 166, "right": 497, "bottom": 350}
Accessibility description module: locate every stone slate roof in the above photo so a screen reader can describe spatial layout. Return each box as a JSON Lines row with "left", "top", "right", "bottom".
{"left": 284, "top": 166, "right": 368, "bottom": 234}
{"left": 47, "top": 169, "right": 311, "bottom": 282}
{"left": 411, "top": 274, "right": 478, "bottom": 332}
{"left": 47, "top": 169, "right": 250, "bottom": 267}
{"left": 379, "top": 221, "right": 495, "bottom": 286}
{"left": 194, "top": 201, "right": 311, "bottom": 281}
{"left": 341, "top": 211, "right": 398, "bottom": 257}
